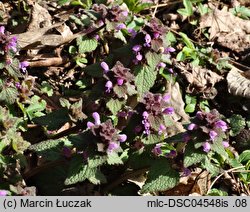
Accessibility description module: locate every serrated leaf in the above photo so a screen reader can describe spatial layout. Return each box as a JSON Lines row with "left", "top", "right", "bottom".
{"left": 145, "top": 51, "right": 161, "bottom": 68}
{"left": 185, "top": 104, "right": 196, "bottom": 113}
{"left": 135, "top": 65, "right": 156, "bottom": 99}
{"left": 0, "top": 87, "right": 18, "bottom": 104}
{"left": 142, "top": 134, "right": 161, "bottom": 145}
{"left": 77, "top": 36, "right": 98, "bottom": 53}
{"left": 211, "top": 138, "right": 228, "bottom": 159}
{"left": 141, "top": 159, "right": 179, "bottom": 193}
{"left": 184, "top": 142, "right": 207, "bottom": 167}
{"left": 107, "top": 152, "right": 123, "bottom": 165}
{"left": 28, "top": 138, "right": 65, "bottom": 160}
{"left": 41, "top": 81, "right": 53, "bottom": 96}
{"left": 107, "top": 99, "right": 125, "bottom": 115}
{"left": 88, "top": 169, "right": 107, "bottom": 184}
{"left": 201, "top": 157, "right": 220, "bottom": 177}
{"left": 227, "top": 114, "right": 246, "bottom": 136}
{"left": 32, "top": 108, "right": 70, "bottom": 131}
{"left": 88, "top": 155, "right": 107, "bottom": 168}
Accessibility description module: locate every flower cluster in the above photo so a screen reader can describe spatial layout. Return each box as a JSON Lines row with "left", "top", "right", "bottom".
{"left": 0, "top": 26, "right": 17, "bottom": 55}
{"left": 139, "top": 92, "right": 174, "bottom": 136}
{"left": 187, "top": 109, "right": 229, "bottom": 153}
{"left": 87, "top": 112, "right": 127, "bottom": 153}
{"left": 101, "top": 61, "right": 135, "bottom": 98}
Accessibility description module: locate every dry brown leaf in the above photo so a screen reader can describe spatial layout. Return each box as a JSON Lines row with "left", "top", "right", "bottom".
{"left": 163, "top": 168, "right": 210, "bottom": 196}
{"left": 176, "top": 63, "right": 223, "bottom": 99}
{"left": 226, "top": 67, "right": 250, "bottom": 98}
{"left": 200, "top": 4, "right": 250, "bottom": 53}
{"left": 165, "top": 81, "right": 190, "bottom": 125}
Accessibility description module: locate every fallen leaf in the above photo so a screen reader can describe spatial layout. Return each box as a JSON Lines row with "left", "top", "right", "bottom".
{"left": 200, "top": 4, "right": 250, "bottom": 53}
{"left": 226, "top": 67, "right": 250, "bottom": 98}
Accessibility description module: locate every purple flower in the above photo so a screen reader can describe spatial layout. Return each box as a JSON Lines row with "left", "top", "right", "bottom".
{"left": 222, "top": 141, "right": 229, "bottom": 148}
{"left": 7, "top": 36, "right": 17, "bottom": 52}
{"left": 144, "top": 34, "right": 151, "bottom": 47}
{"left": 152, "top": 143, "right": 162, "bottom": 156}
{"left": 132, "top": 45, "right": 142, "bottom": 52}
{"left": 128, "top": 28, "right": 137, "bottom": 38}
{"left": 164, "top": 47, "right": 175, "bottom": 54}
{"left": 163, "top": 94, "right": 171, "bottom": 102}
{"left": 94, "top": 34, "right": 100, "bottom": 41}
{"left": 153, "top": 32, "right": 160, "bottom": 39}
{"left": 118, "top": 134, "right": 127, "bottom": 142}
{"left": 158, "top": 124, "right": 166, "bottom": 135}
{"left": 168, "top": 68, "right": 174, "bottom": 74}
{"left": 121, "top": 10, "right": 128, "bottom": 17}
{"left": 108, "top": 142, "right": 119, "bottom": 152}
{"left": 196, "top": 111, "right": 204, "bottom": 120}
{"left": 105, "top": 81, "right": 113, "bottom": 93}
{"left": 181, "top": 168, "right": 191, "bottom": 177}
{"left": 0, "top": 190, "right": 8, "bottom": 196}
{"left": 158, "top": 62, "right": 166, "bottom": 69}
{"left": 165, "top": 150, "right": 176, "bottom": 158}
{"left": 116, "top": 23, "right": 126, "bottom": 30}
{"left": 0, "top": 26, "right": 5, "bottom": 34}
{"left": 215, "top": 120, "right": 228, "bottom": 132}
{"left": 209, "top": 130, "right": 217, "bottom": 141}
{"left": 203, "top": 142, "right": 211, "bottom": 152}
{"left": 117, "top": 78, "right": 124, "bottom": 86}
{"left": 19, "top": 61, "right": 29, "bottom": 73}
{"left": 188, "top": 123, "right": 197, "bottom": 131}
{"left": 92, "top": 112, "right": 101, "bottom": 125}
{"left": 142, "top": 111, "right": 149, "bottom": 119}
{"left": 162, "top": 107, "right": 174, "bottom": 115}
{"left": 101, "top": 62, "right": 109, "bottom": 73}
{"left": 87, "top": 121, "right": 95, "bottom": 129}
{"left": 136, "top": 52, "right": 143, "bottom": 61}
{"left": 15, "top": 82, "right": 21, "bottom": 89}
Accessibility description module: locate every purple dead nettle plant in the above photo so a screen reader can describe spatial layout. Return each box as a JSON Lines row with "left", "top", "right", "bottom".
{"left": 0, "top": 26, "right": 18, "bottom": 55}
{"left": 101, "top": 61, "right": 135, "bottom": 96}
{"left": 187, "top": 109, "right": 229, "bottom": 153}
{"left": 140, "top": 92, "right": 174, "bottom": 136}
{"left": 87, "top": 112, "right": 127, "bottom": 153}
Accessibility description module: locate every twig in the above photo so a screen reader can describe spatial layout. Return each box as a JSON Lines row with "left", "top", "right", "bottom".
{"left": 207, "top": 166, "right": 245, "bottom": 193}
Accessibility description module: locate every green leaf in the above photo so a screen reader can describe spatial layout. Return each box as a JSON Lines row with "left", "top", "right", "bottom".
{"left": 201, "top": 157, "right": 220, "bottom": 177}
{"left": 77, "top": 36, "right": 98, "bottom": 53}
{"left": 28, "top": 138, "right": 65, "bottom": 161}
{"left": 107, "top": 99, "right": 125, "bottom": 115}
{"left": 166, "top": 31, "right": 176, "bottom": 44}
{"left": 65, "top": 155, "right": 95, "bottom": 185}
{"left": 142, "top": 134, "right": 161, "bottom": 145}
{"left": 107, "top": 152, "right": 123, "bottom": 165}
{"left": 239, "top": 150, "right": 250, "bottom": 163}
{"left": 114, "top": 31, "right": 127, "bottom": 43}
{"left": 227, "top": 114, "right": 246, "bottom": 136}
{"left": 207, "top": 188, "right": 228, "bottom": 196}
{"left": 184, "top": 142, "right": 207, "bottom": 167}
{"left": 179, "top": 32, "right": 195, "bottom": 50}
{"left": 88, "top": 155, "right": 107, "bottom": 168}
{"left": 176, "top": 51, "right": 186, "bottom": 61}
{"left": 25, "top": 95, "right": 46, "bottom": 119}
{"left": 0, "top": 87, "right": 18, "bottom": 104}
{"left": 145, "top": 51, "right": 161, "bottom": 68}
{"left": 211, "top": 138, "right": 228, "bottom": 159}
{"left": 135, "top": 65, "right": 156, "bottom": 99}
{"left": 183, "top": 0, "right": 193, "bottom": 15}
{"left": 88, "top": 169, "right": 107, "bottom": 184}
{"left": 41, "top": 81, "right": 53, "bottom": 97}
{"left": 32, "top": 108, "right": 71, "bottom": 131}
{"left": 185, "top": 104, "right": 196, "bottom": 113}
{"left": 141, "top": 159, "right": 179, "bottom": 193}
